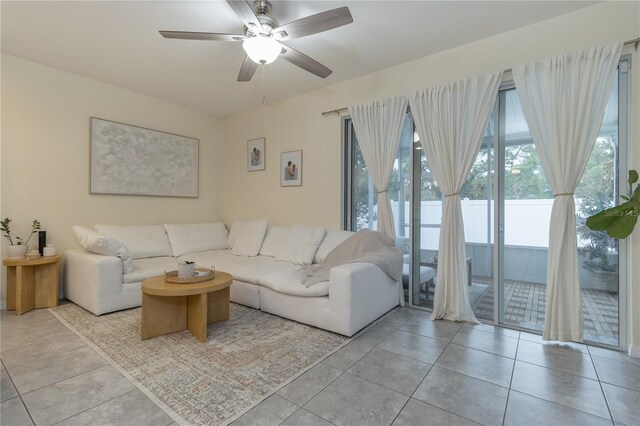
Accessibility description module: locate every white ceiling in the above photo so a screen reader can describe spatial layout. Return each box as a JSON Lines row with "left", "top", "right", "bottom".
{"left": 1, "top": 1, "right": 596, "bottom": 117}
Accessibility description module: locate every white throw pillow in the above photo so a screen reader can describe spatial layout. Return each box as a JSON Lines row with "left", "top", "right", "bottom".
{"left": 276, "top": 225, "right": 326, "bottom": 266}
{"left": 259, "top": 224, "right": 289, "bottom": 257}
{"left": 73, "top": 226, "right": 134, "bottom": 273}
{"left": 164, "top": 223, "right": 228, "bottom": 257}
{"left": 94, "top": 224, "right": 173, "bottom": 259}
{"left": 228, "top": 219, "right": 268, "bottom": 257}
{"left": 313, "top": 230, "right": 355, "bottom": 264}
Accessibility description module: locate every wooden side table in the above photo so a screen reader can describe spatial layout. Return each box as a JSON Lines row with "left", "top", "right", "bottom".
{"left": 4, "top": 255, "right": 61, "bottom": 315}
{"left": 141, "top": 272, "right": 232, "bottom": 342}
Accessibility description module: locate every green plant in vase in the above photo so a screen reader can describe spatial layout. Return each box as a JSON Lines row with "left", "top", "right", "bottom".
{"left": 1, "top": 218, "right": 41, "bottom": 245}
{"left": 1, "top": 218, "right": 41, "bottom": 259}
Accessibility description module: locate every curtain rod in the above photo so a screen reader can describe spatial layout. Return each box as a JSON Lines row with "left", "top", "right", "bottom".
{"left": 321, "top": 37, "right": 640, "bottom": 117}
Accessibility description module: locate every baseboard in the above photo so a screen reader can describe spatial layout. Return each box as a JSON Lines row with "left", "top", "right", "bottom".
{"left": 628, "top": 343, "right": 640, "bottom": 359}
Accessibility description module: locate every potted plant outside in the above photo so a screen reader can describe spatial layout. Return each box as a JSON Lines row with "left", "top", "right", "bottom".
{"left": 1, "top": 218, "right": 41, "bottom": 259}
{"left": 587, "top": 170, "right": 640, "bottom": 239}
{"left": 581, "top": 170, "right": 639, "bottom": 292}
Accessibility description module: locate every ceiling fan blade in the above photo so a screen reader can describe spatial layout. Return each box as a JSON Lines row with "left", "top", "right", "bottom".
{"left": 272, "top": 7, "right": 353, "bottom": 40}
{"left": 238, "top": 55, "right": 259, "bottom": 82}
{"left": 160, "top": 31, "right": 244, "bottom": 41}
{"left": 227, "top": 0, "right": 262, "bottom": 32}
{"left": 280, "top": 44, "right": 332, "bottom": 79}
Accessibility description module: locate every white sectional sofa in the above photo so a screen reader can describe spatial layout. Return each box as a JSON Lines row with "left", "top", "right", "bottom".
{"left": 64, "top": 221, "right": 400, "bottom": 336}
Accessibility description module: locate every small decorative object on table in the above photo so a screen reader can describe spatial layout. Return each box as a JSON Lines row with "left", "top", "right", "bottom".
{"left": 38, "top": 230, "right": 47, "bottom": 256}
{"left": 26, "top": 249, "right": 41, "bottom": 260}
{"left": 178, "top": 260, "right": 196, "bottom": 277}
{"left": 165, "top": 267, "right": 215, "bottom": 284}
{"left": 43, "top": 244, "right": 57, "bottom": 257}
{"left": 1, "top": 218, "right": 41, "bottom": 259}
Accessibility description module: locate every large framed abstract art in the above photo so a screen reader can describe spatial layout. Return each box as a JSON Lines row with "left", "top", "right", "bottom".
{"left": 90, "top": 117, "right": 199, "bottom": 198}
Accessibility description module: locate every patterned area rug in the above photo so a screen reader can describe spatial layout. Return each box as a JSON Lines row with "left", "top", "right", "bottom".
{"left": 51, "top": 303, "right": 349, "bottom": 425}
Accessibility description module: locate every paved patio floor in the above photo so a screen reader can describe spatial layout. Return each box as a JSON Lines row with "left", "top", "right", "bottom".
{"left": 411, "top": 278, "right": 620, "bottom": 347}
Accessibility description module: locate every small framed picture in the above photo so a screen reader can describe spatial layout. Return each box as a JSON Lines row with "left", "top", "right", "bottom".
{"left": 281, "top": 150, "right": 302, "bottom": 187}
{"left": 247, "top": 138, "right": 265, "bottom": 172}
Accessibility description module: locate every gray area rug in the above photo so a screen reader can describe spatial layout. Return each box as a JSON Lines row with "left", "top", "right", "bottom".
{"left": 51, "top": 303, "right": 349, "bottom": 425}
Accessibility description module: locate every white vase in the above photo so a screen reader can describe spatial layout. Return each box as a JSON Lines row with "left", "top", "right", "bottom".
{"left": 7, "top": 245, "right": 28, "bottom": 259}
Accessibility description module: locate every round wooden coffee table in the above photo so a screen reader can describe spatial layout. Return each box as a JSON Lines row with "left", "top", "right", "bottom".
{"left": 141, "top": 272, "right": 232, "bottom": 342}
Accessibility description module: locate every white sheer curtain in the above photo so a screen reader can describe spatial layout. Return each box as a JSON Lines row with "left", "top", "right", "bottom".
{"left": 513, "top": 43, "right": 622, "bottom": 342}
{"left": 410, "top": 73, "right": 502, "bottom": 323}
{"left": 348, "top": 96, "right": 408, "bottom": 239}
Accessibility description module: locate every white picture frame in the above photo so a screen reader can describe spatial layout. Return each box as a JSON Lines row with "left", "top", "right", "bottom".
{"left": 90, "top": 117, "right": 199, "bottom": 198}
{"left": 247, "top": 137, "right": 266, "bottom": 172}
{"left": 281, "top": 150, "right": 302, "bottom": 187}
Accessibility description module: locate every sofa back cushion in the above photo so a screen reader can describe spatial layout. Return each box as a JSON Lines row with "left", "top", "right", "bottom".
{"left": 313, "top": 230, "right": 356, "bottom": 264}
{"left": 94, "top": 224, "right": 173, "bottom": 259}
{"left": 276, "top": 225, "right": 326, "bottom": 266}
{"left": 164, "top": 223, "right": 228, "bottom": 257}
{"left": 259, "top": 224, "right": 289, "bottom": 257}
{"left": 228, "top": 219, "right": 268, "bottom": 257}
{"left": 73, "top": 225, "right": 135, "bottom": 273}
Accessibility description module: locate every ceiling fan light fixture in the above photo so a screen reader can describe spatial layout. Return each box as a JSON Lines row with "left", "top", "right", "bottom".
{"left": 243, "top": 36, "right": 281, "bottom": 65}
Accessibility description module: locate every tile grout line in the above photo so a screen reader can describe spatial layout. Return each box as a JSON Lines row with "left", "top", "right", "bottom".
{"left": 277, "top": 398, "right": 339, "bottom": 426}
{"left": 47, "top": 306, "right": 190, "bottom": 425}
{"left": 512, "top": 357, "right": 599, "bottom": 381}
{"left": 18, "top": 364, "right": 110, "bottom": 397}
{"left": 48, "top": 388, "right": 154, "bottom": 426}
{"left": 443, "top": 339, "right": 517, "bottom": 361}
{"left": 2, "top": 364, "right": 37, "bottom": 426}
{"left": 296, "top": 310, "right": 418, "bottom": 426}
{"left": 387, "top": 318, "right": 447, "bottom": 426}
{"left": 501, "top": 335, "right": 521, "bottom": 425}
{"left": 356, "top": 315, "right": 424, "bottom": 425}
{"left": 506, "top": 345, "right": 614, "bottom": 422}
{"left": 587, "top": 345, "right": 616, "bottom": 424}
{"left": 387, "top": 321, "right": 483, "bottom": 426}
{"left": 276, "top": 313, "right": 410, "bottom": 425}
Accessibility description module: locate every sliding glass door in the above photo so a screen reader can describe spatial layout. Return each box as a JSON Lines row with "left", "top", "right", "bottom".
{"left": 497, "top": 87, "right": 554, "bottom": 331}
{"left": 494, "top": 64, "right": 626, "bottom": 347}
{"left": 343, "top": 58, "right": 628, "bottom": 348}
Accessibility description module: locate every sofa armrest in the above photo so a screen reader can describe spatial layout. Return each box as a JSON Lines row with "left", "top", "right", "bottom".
{"left": 64, "top": 249, "right": 123, "bottom": 314}
{"left": 328, "top": 262, "right": 399, "bottom": 336}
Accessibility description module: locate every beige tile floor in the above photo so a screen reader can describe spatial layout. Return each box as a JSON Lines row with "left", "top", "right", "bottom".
{"left": 1, "top": 305, "right": 639, "bottom": 426}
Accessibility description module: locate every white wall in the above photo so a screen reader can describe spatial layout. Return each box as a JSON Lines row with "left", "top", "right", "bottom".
{"left": 1, "top": 54, "right": 226, "bottom": 306}
{"left": 222, "top": 2, "right": 640, "bottom": 351}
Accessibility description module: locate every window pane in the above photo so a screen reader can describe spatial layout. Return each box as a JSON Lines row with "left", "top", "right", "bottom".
{"left": 350, "top": 136, "right": 377, "bottom": 230}
{"left": 575, "top": 72, "right": 619, "bottom": 346}
{"left": 465, "top": 114, "right": 495, "bottom": 321}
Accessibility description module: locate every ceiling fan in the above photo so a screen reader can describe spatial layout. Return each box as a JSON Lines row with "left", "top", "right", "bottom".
{"left": 160, "top": 0, "right": 353, "bottom": 82}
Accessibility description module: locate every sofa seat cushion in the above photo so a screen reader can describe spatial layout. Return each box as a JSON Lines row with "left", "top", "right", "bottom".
{"left": 123, "top": 257, "right": 180, "bottom": 283}
{"left": 257, "top": 264, "right": 329, "bottom": 297}
{"left": 183, "top": 249, "right": 328, "bottom": 297}
{"left": 181, "top": 250, "right": 280, "bottom": 285}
